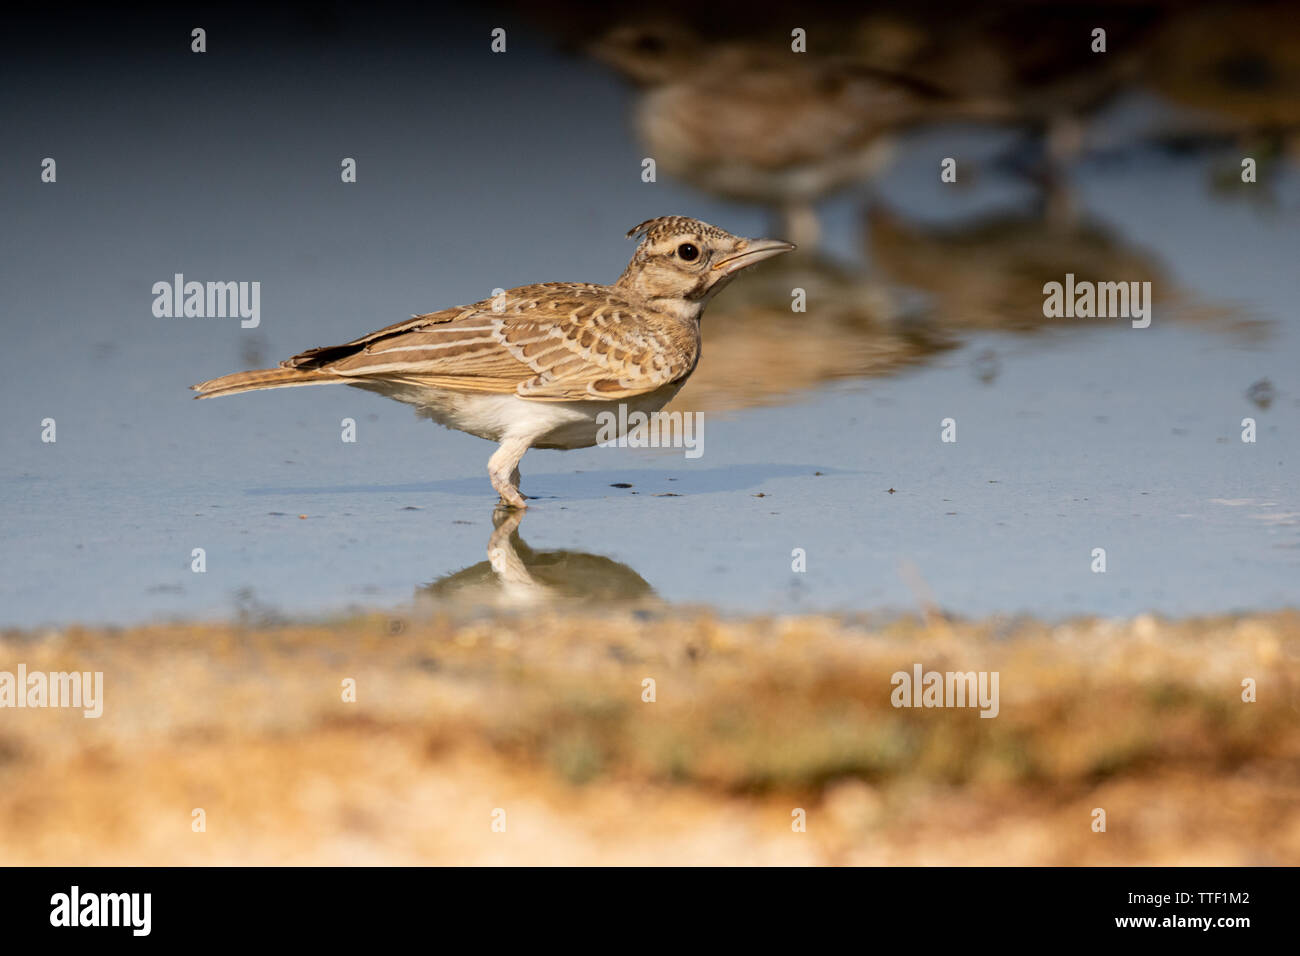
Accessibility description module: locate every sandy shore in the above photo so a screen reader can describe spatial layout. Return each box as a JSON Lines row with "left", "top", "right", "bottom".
{"left": 1, "top": 609, "right": 1296, "bottom": 865}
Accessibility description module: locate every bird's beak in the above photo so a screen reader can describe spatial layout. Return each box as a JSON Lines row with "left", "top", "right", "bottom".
{"left": 712, "top": 238, "right": 797, "bottom": 275}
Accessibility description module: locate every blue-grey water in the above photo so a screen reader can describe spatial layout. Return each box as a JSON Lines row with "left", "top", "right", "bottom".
{"left": 2, "top": 20, "right": 1297, "bottom": 627}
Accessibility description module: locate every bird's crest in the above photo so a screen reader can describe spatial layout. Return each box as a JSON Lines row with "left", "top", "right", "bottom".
{"left": 626, "top": 216, "right": 733, "bottom": 244}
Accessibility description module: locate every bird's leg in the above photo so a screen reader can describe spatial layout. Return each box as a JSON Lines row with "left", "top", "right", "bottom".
{"left": 488, "top": 436, "right": 531, "bottom": 509}
{"left": 1042, "top": 114, "right": 1082, "bottom": 232}
{"left": 1043, "top": 176, "right": 1078, "bottom": 232}
{"left": 776, "top": 201, "right": 819, "bottom": 252}
{"left": 1045, "top": 113, "right": 1085, "bottom": 171}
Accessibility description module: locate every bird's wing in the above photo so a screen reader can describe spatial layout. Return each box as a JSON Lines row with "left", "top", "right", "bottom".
{"left": 284, "top": 283, "right": 699, "bottom": 402}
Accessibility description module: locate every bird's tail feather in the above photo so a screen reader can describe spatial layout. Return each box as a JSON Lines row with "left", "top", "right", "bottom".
{"left": 191, "top": 367, "right": 346, "bottom": 399}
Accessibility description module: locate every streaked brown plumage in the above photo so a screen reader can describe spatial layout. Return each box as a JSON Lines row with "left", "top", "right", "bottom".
{"left": 192, "top": 216, "right": 793, "bottom": 508}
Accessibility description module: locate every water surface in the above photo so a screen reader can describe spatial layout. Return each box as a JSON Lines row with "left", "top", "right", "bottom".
{"left": 2, "top": 20, "right": 1297, "bottom": 627}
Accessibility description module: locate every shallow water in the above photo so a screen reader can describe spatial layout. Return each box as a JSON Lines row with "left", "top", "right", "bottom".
{"left": 2, "top": 21, "right": 1297, "bottom": 627}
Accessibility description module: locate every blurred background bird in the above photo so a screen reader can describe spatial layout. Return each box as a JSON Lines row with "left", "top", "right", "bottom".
{"left": 1144, "top": 0, "right": 1300, "bottom": 188}
{"left": 587, "top": 17, "right": 1014, "bottom": 250}
{"left": 846, "top": 3, "right": 1169, "bottom": 179}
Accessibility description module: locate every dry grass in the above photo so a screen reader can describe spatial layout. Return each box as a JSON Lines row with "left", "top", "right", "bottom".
{"left": 1, "top": 609, "right": 1297, "bottom": 864}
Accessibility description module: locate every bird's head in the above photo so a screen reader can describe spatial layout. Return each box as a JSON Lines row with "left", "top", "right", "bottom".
{"left": 615, "top": 216, "right": 795, "bottom": 319}
{"left": 587, "top": 20, "right": 702, "bottom": 86}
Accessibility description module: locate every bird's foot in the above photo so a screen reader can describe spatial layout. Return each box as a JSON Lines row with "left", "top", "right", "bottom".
{"left": 490, "top": 471, "right": 528, "bottom": 509}
{"left": 494, "top": 488, "right": 528, "bottom": 510}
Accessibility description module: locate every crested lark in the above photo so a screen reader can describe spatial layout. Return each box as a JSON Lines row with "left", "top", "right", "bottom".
{"left": 192, "top": 216, "right": 793, "bottom": 508}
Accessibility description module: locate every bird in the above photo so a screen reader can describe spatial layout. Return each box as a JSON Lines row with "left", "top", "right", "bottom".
{"left": 191, "top": 216, "right": 793, "bottom": 509}
{"left": 1145, "top": 1, "right": 1300, "bottom": 164}
{"left": 588, "top": 19, "right": 1010, "bottom": 250}
{"left": 848, "top": 3, "right": 1167, "bottom": 214}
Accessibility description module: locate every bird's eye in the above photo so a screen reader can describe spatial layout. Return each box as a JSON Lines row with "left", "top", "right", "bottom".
{"left": 634, "top": 33, "right": 668, "bottom": 55}
{"left": 677, "top": 243, "right": 700, "bottom": 262}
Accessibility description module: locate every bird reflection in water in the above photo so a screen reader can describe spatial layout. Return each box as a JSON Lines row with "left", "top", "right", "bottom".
{"left": 418, "top": 509, "right": 657, "bottom": 608}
